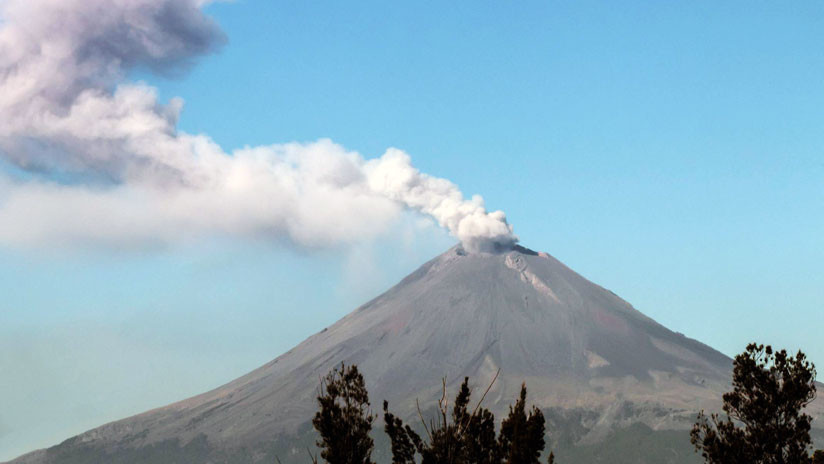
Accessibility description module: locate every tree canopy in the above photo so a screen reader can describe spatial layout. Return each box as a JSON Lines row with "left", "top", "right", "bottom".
{"left": 312, "top": 363, "right": 376, "bottom": 464}
{"left": 691, "top": 343, "right": 817, "bottom": 464}
{"left": 383, "top": 376, "right": 550, "bottom": 464}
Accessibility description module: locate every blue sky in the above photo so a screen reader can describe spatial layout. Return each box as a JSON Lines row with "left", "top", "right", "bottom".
{"left": 2, "top": 0, "right": 824, "bottom": 460}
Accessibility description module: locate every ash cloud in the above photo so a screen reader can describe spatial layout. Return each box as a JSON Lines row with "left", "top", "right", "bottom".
{"left": 0, "top": 0, "right": 517, "bottom": 253}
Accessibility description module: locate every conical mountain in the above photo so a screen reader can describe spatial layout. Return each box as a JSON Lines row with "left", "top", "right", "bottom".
{"left": 9, "top": 245, "right": 821, "bottom": 463}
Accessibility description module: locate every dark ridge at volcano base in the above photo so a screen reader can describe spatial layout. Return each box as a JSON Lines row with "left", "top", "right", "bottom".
{"left": 9, "top": 245, "right": 824, "bottom": 464}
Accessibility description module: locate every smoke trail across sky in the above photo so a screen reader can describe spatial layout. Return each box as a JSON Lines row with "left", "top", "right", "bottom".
{"left": 0, "top": 0, "right": 517, "bottom": 253}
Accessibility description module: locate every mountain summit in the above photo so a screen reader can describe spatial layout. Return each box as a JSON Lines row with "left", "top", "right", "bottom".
{"left": 11, "top": 245, "right": 817, "bottom": 463}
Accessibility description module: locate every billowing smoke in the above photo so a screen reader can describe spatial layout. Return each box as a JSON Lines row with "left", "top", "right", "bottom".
{"left": 0, "top": 0, "right": 517, "bottom": 253}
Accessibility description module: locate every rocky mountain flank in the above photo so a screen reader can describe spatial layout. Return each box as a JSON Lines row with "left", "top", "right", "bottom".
{"left": 10, "top": 245, "right": 822, "bottom": 463}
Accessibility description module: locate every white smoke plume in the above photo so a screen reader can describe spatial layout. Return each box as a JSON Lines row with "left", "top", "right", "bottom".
{"left": 0, "top": 0, "right": 517, "bottom": 253}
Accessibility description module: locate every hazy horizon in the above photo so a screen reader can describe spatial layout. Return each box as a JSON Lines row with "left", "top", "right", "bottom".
{"left": 2, "top": 0, "right": 824, "bottom": 461}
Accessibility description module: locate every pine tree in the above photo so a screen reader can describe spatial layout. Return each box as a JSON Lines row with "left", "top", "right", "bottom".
{"left": 312, "top": 363, "right": 376, "bottom": 464}
{"left": 384, "top": 375, "right": 553, "bottom": 464}
{"left": 384, "top": 376, "right": 500, "bottom": 464}
{"left": 691, "top": 343, "right": 817, "bottom": 464}
{"left": 499, "top": 384, "right": 546, "bottom": 464}
{"left": 383, "top": 400, "right": 417, "bottom": 464}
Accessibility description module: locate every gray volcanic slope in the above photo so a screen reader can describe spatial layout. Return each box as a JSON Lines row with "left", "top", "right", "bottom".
{"left": 10, "top": 245, "right": 820, "bottom": 463}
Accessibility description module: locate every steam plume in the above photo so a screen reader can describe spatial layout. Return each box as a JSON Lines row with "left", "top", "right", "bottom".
{"left": 0, "top": 0, "right": 517, "bottom": 253}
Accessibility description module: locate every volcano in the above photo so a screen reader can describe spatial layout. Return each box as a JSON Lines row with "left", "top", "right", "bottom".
{"left": 9, "top": 245, "right": 821, "bottom": 463}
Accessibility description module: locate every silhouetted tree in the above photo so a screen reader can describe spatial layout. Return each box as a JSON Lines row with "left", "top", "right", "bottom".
{"left": 453, "top": 378, "right": 500, "bottom": 464}
{"left": 312, "top": 363, "right": 376, "bottom": 464}
{"left": 384, "top": 376, "right": 501, "bottom": 464}
{"left": 384, "top": 375, "right": 553, "bottom": 464}
{"left": 812, "top": 450, "right": 824, "bottom": 464}
{"left": 499, "top": 384, "right": 546, "bottom": 464}
{"left": 383, "top": 400, "right": 418, "bottom": 464}
{"left": 691, "top": 343, "right": 817, "bottom": 464}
